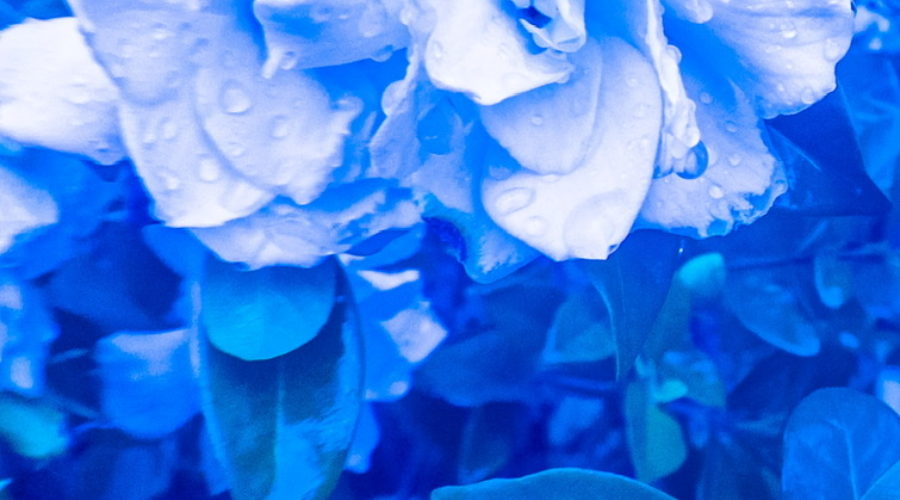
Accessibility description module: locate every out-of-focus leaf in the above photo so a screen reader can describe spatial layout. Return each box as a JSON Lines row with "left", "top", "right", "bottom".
{"left": 45, "top": 222, "right": 181, "bottom": 332}
{"left": 624, "top": 381, "right": 687, "bottom": 483}
{"left": 457, "top": 402, "right": 524, "bottom": 484}
{"left": 431, "top": 468, "right": 676, "bottom": 499}
{"left": 416, "top": 283, "right": 563, "bottom": 406}
{"left": 698, "top": 436, "right": 780, "bottom": 500}
{"left": 0, "top": 392, "right": 67, "bottom": 459}
{"left": 584, "top": 230, "right": 683, "bottom": 379}
{"left": 200, "top": 279, "right": 362, "bottom": 500}
{"left": 95, "top": 329, "right": 199, "bottom": 439}
{"left": 200, "top": 257, "right": 336, "bottom": 361}
{"left": 724, "top": 264, "right": 820, "bottom": 356}
{"left": 782, "top": 388, "right": 900, "bottom": 500}
{"left": 862, "top": 460, "right": 900, "bottom": 500}
{"left": 541, "top": 290, "right": 615, "bottom": 365}
{"left": 767, "top": 90, "right": 890, "bottom": 216}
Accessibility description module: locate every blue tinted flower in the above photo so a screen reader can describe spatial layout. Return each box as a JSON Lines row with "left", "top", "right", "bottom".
{"left": 400, "top": 0, "right": 855, "bottom": 262}
{"left": 0, "top": 0, "right": 854, "bottom": 279}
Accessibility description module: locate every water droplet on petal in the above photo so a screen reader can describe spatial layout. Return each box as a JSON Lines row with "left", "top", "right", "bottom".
{"left": 198, "top": 156, "right": 221, "bottom": 182}
{"left": 727, "top": 154, "right": 742, "bottom": 166}
{"left": 525, "top": 216, "right": 548, "bottom": 236}
{"left": 530, "top": 114, "right": 544, "bottom": 126}
{"left": 494, "top": 187, "right": 534, "bottom": 215}
{"left": 708, "top": 185, "right": 724, "bottom": 199}
{"left": 699, "top": 92, "right": 713, "bottom": 105}
{"left": 159, "top": 119, "right": 178, "bottom": 140}
{"left": 678, "top": 142, "right": 709, "bottom": 179}
{"left": 220, "top": 80, "right": 253, "bottom": 114}
{"left": 270, "top": 115, "right": 291, "bottom": 139}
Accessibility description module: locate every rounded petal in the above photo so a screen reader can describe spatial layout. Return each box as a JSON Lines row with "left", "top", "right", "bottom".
{"left": 0, "top": 18, "right": 124, "bottom": 164}
{"left": 253, "top": 0, "right": 409, "bottom": 72}
{"left": 193, "top": 43, "right": 361, "bottom": 205}
{"left": 592, "top": 0, "right": 701, "bottom": 176}
{"left": 638, "top": 64, "right": 786, "bottom": 237}
{"left": 415, "top": 0, "right": 573, "bottom": 105}
{"left": 482, "top": 37, "right": 662, "bottom": 260}
{"left": 479, "top": 39, "right": 603, "bottom": 175}
{"left": 191, "top": 181, "right": 420, "bottom": 269}
{"left": 119, "top": 96, "right": 274, "bottom": 228}
{"left": 669, "top": 0, "right": 855, "bottom": 117}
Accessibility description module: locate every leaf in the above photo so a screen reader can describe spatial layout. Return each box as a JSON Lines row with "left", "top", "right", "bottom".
{"left": 782, "top": 388, "right": 900, "bottom": 500}
{"left": 95, "top": 329, "right": 199, "bottom": 439}
{"left": 200, "top": 257, "right": 337, "bottom": 361}
{"left": 0, "top": 392, "right": 68, "bottom": 459}
{"left": 724, "top": 264, "right": 821, "bottom": 357}
{"left": 457, "top": 402, "right": 524, "bottom": 483}
{"left": 584, "top": 230, "right": 683, "bottom": 379}
{"left": 767, "top": 89, "right": 890, "bottom": 217}
{"left": 624, "top": 381, "right": 688, "bottom": 483}
{"left": 431, "top": 468, "right": 676, "bottom": 500}
{"left": 200, "top": 277, "right": 363, "bottom": 500}
{"left": 862, "top": 460, "right": 900, "bottom": 500}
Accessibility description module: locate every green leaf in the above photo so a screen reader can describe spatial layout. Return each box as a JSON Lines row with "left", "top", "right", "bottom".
{"left": 200, "top": 257, "right": 336, "bottom": 361}
{"left": 624, "top": 381, "right": 687, "bottom": 483}
{"left": 200, "top": 278, "right": 362, "bottom": 500}
{"left": 783, "top": 388, "right": 900, "bottom": 500}
{"left": 431, "top": 468, "right": 676, "bottom": 500}
{"left": 584, "top": 230, "right": 683, "bottom": 379}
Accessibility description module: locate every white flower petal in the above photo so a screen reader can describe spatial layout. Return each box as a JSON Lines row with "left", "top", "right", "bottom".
{"left": 520, "top": 0, "right": 587, "bottom": 53}
{"left": 0, "top": 166, "right": 57, "bottom": 255}
{"left": 593, "top": 0, "right": 702, "bottom": 176}
{"left": 674, "top": 0, "right": 854, "bottom": 117}
{"left": 415, "top": 0, "right": 573, "bottom": 105}
{"left": 0, "top": 18, "right": 124, "bottom": 164}
{"left": 193, "top": 42, "right": 360, "bottom": 206}
{"left": 638, "top": 63, "right": 785, "bottom": 236}
{"left": 663, "top": 0, "right": 713, "bottom": 23}
{"left": 482, "top": 37, "right": 662, "bottom": 260}
{"left": 191, "top": 182, "right": 419, "bottom": 269}
{"left": 253, "top": 0, "right": 409, "bottom": 73}
{"left": 479, "top": 39, "right": 603, "bottom": 175}
{"left": 119, "top": 96, "right": 273, "bottom": 228}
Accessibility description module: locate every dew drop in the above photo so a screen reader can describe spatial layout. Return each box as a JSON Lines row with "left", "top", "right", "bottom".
{"left": 708, "top": 185, "right": 725, "bottom": 199}
{"left": 219, "top": 80, "right": 253, "bottom": 114}
{"left": 494, "top": 187, "right": 534, "bottom": 215}
{"left": 678, "top": 142, "right": 709, "bottom": 179}
{"left": 524, "top": 216, "right": 548, "bottom": 236}
{"left": 727, "top": 154, "right": 742, "bottom": 166}
{"left": 699, "top": 92, "right": 713, "bottom": 105}
{"left": 198, "top": 156, "right": 221, "bottom": 182}
{"left": 530, "top": 114, "right": 544, "bottom": 126}
{"left": 270, "top": 115, "right": 291, "bottom": 139}
{"left": 159, "top": 119, "right": 178, "bottom": 140}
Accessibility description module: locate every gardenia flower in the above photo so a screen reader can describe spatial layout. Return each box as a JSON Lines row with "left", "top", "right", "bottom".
{"left": 0, "top": 0, "right": 854, "bottom": 281}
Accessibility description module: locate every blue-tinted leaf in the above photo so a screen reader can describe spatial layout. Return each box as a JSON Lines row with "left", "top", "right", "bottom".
{"left": 431, "top": 468, "right": 676, "bottom": 500}
{"left": 541, "top": 290, "right": 615, "bottom": 366}
{"left": 782, "top": 388, "right": 900, "bottom": 500}
{"left": 95, "top": 329, "right": 199, "bottom": 439}
{"left": 344, "top": 403, "right": 379, "bottom": 474}
{"left": 767, "top": 90, "right": 890, "bottom": 216}
{"left": 724, "top": 265, "right": 820, "bottom": 356}
{"left": 862, "top": 460, "right": 900, "bottom": 500}
{"left": 416, "top": 281, "right": 563, "bottom": 406}
{"left": 584, "top": 230, "right": 683, "bottom": 379}
{"left": 0, "top": 392, "right": 67, "bottom": 459}
{"left": 200, "top": 258, "right": 336, "bottom": 361}
{"left": 624, "top": 381, "right": 687, "bottom": 483}
{"left": 200, "top": 280, "right": 362, "bottom": 500}
{"left": 457, "top": 402, "right": 525, "bottom": 483}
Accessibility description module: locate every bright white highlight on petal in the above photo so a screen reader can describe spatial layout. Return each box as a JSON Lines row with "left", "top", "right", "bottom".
{"left": 0, "top": 18, "right": 124, "bottom": 164}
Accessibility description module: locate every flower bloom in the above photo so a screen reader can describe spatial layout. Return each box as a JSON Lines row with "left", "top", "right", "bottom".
{"left": 0, "top": 0, "right": 854, "bottom": 281}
